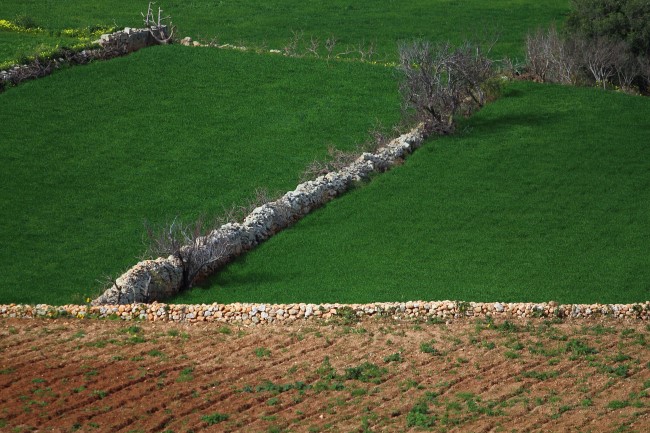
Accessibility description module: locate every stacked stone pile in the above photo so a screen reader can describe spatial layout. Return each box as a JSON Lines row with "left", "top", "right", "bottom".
{"left": 2, "top": 301, "right": 648, "bottom": 322}
{"left": 92, "top": 126, "right": 426, "bottom": 305}
{"left": 97, "top": 26, "right": 168, "bottom": 51}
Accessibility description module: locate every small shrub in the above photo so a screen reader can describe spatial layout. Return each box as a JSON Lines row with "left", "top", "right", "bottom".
{"left": 335, "top": 306, "right": 360, "bottom": 325}
{"left": 316, "top": 357, "right": 338, "bottom": 380}
{"left": 607, "top": 400, "right": 629, "bottom": 410}
{"left": 383, "top": 352, "right": 404, "bottom": 363}
{"left": 343, "top": 362, "right": 387, "bottom": 384}
{"left": 254, "top": 347, "right": 271, "bottom": 358}
{"left": 565, "top": 339, "right": 598, "bottom": 356}
{"left": 420, "top": 340, "right": 441, "bottom": 355}
{"left": 13, "top": 15, "right": 40, "bottom": 30}
{"left": 92, "top": 390, "right": 108, "bottom": 399}
{"left": 177, "top": 367, "right": 194, "bottom": 382}
{"left": 504, "top": 350, "right": 521, "bottom": 359}
{"left": 218, "top": 325, "right": 232, "bottom": 335}
{"left": 406, "top": 401, "right": 436, "bottom": 428}
{"left": 147, "top": 349, "right": 165, "bottom": 357}
{"left": 201, "top": 412, "right": 229, "bottom": 425}
{"left": 121, "top": 325, "right": 142, "bottom": 334}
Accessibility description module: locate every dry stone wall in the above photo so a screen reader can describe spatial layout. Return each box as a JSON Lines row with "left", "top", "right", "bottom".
{"left": 92, "top": 126, "right": 427, "bottom": 305}
{"left": 97, "top": 26, "right": 166, "bottom": 51}
{"left": 2, "top": 301, "right": 649, "bottom": 323}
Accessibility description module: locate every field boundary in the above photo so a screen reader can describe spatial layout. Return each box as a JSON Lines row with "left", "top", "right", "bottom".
{"left": 3, "top": 300, "right": 649, "bottom": 323}
{"left": 92, "top": 126, "right": 426, "bottom": 305}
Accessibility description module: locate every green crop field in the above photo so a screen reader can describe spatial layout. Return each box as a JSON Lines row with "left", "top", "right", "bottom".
{"left": 0, "top": 30, "right": 81, "bottom": 68}
{"left": 173, "top": 81, "right": 650, "bottom": 306}
{"left": 0, "top": 46, "right": 400, "bottom": 305}
{"left": 0, "top": 0, "right": 570, "bottom": 65}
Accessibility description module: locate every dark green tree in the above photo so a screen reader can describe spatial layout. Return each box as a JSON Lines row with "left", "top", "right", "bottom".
{"left": 567, "top": 0, "right": 650, "bottom": 57}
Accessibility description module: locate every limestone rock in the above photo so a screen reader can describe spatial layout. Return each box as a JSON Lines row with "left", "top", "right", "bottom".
{"left": 91, "top": 256, "right": 183, "bottom": 305}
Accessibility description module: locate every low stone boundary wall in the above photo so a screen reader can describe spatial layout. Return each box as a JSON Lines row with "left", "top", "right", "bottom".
{"left": 2, "top": 301, "right": 648, "bottom": 323}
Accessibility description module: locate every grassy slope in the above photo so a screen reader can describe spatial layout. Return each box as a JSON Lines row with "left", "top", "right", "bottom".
{"left": 0, "top": 31, "right": 82, "bottom": 67}
{"left": 173, "top": 81, "right": 650, "bottom": 305}
{"left": 0, "top": 0, "right": 570, "bottom": 61}
{"left": 0, "top": 46, "right": 400, "bottom": 304}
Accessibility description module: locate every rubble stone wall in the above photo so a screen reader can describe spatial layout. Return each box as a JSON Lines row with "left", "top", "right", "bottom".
{"left": 2, "top": 301, "right": 649, "bottom": 323}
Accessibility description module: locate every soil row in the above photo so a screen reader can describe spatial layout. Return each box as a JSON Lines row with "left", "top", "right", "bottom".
{"left": 1, "top": 316, "right": 648, "bottom": 432}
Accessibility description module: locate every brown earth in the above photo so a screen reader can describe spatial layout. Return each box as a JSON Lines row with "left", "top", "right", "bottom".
{"left": 1, "top": 316, "right": 648, "bottom": 433}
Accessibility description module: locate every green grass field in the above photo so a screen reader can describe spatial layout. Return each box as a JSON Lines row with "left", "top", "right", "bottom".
{"left": 0, "top": 46, "right": 400, "bottom": 305}
{"left": 1, "top": 0, "right": 570, "bottom": 64}
{"left": 0, "top": 30, "right": 83, "bottom": 68}
{"left": 172, "top": 81, "right": 650, "bottom": 305}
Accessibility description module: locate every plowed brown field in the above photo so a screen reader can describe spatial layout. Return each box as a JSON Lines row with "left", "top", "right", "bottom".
{"left": 1, "top": 316, "right": 648, "bottom": 433}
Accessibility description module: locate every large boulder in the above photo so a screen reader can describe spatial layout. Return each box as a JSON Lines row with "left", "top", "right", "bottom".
{"left": 91, "top": 256, "right": 183, "bottom": 305}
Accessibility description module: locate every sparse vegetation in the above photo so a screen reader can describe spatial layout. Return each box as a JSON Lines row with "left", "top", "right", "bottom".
{"left": 255, "top": 347, "right": 272, "bottom": 358}
{"left": 201, "top": 412, "right": 229, "bottom": 425}
{"left": 420, "top": 340, "right": 441, "bottom": 356}
{"left": 176, "top": 367, "right": 194, "bottom": 383}
{"left": 0, "top": 319, "right": 649, "bottom": 431}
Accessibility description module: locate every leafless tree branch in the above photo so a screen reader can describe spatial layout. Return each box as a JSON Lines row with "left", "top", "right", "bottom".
{"left": 142, "top": 1, "right": 175, "bottom": 44}
{"left": 398, "top": 40, "right": 495, "bottom": 135}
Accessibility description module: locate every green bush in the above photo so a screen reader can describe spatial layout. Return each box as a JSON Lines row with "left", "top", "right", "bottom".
{"left": 12, "top": 15, "right": 40, "bottom": 30}
{"left": 567, "top": 0, "right": 650, "bottom": 58}
{"left": 201, "top": 413, "right": 229, "bottom": 425}
{"left": 406, "top": 401, "right": 436, "bottom": 428}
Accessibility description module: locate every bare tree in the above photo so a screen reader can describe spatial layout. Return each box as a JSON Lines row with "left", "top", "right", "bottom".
{"left": 211, "top": 187, "right": 277, "bottom": 227}
{"left": 356, "top": 40, "right": 377, "bottom": 62}
{"left": 307, "top": 36, "right": 320, "bottom": 57}
{"left": 145, "top": 217, "right": 229, "bottom": 289}
{"left": 551, "top": 35, "right": 585, "bottom": 85}
{"left": 283, "top": 30, "right": 304, "bottom": 56}
{"left": 526, "top": 27, "right": 554, "bottom": 81}
{"left": 526, "top": 25, "right": 582, "bottom": 84}
{"left": 142, "top": 1, "right": 175, "bottom": 44}
{"left": 582, "top": 37, "right": 621, "bottom": 89}
{"left": 398, "top": 40, "right": 494, "bottom": 135}
{"left": 301, "top": 145, "right": 360, "bottom": 180}
{"left": 614, "top": 46, "right": 641, "bottom": 91}
{"left": 325, "top": 36, "right": 337, "bottom": 60}
{"left": 450, "top": 40, "right": 495, "bottom": 107}
{"left": 640, "top": 56, "right": 650, "bottom": 91}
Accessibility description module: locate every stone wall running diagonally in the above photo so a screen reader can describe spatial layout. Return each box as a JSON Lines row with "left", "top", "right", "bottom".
{"left": 92, "top": 125, "right": 426, "bottom": 305}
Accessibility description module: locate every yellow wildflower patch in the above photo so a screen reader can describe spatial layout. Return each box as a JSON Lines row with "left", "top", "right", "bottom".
{"left": 0, "top": 19, "right": 44, "bottom": 33}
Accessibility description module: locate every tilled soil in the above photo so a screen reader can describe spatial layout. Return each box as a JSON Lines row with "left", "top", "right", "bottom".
{"left": 0, "top": 316, "right": 648, "bottom": 433}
